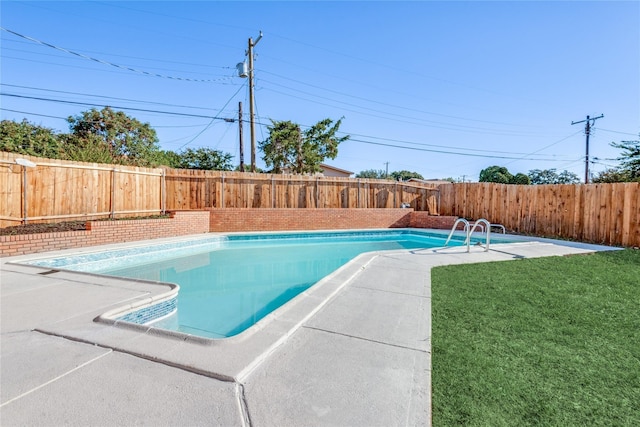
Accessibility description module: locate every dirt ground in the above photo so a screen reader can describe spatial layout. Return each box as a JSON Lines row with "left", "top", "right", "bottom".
{"left": 0, "top": 215, "right": 170, "bottom": 236}
{"left": 0, "top": 221, "right": 87, "bottom": 236}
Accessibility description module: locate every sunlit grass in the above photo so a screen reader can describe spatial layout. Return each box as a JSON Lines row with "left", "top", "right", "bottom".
{"left": 432, "top": 249, "right": 640, "bottom": 426}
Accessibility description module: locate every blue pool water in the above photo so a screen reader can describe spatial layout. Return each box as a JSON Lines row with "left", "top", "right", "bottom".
{"left": 24, "top": 230, "right": 476, "bottom": 338}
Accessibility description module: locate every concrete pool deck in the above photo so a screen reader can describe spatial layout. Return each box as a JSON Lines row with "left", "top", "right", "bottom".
{"left": 0, "top": 234, "right": 616, "bottom": 426}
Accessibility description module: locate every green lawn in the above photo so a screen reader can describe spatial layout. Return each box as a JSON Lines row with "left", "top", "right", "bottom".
{"left": 432, "top": 249, "right": 640, "bottom": 426}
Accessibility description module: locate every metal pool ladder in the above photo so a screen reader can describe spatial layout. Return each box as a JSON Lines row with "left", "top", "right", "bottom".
{"left": 443, "top": 218, "right": 492, "bottom": 253}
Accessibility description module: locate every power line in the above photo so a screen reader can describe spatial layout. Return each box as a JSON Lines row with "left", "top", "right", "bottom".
{"left": 250, "top": 114, "right": 576, "bottom": 160}
{"left": 339, "top": 130, "right": 575, "bottom": 158}
{"left": 0, "top": 93, "right": 234, "bottom": 120}
{"left": 0, "top": 27, "right": 231, "bottom": 83}
{"left": 177, "top": 82, "right": 247, "bottom": 150}
{"left": 259, "top": 70, "right": 538, "bottom": 130}
{"left": 1, "top": 83, "right": 228, "bottom": 112}
{"left": 1, "top": 45, "right": 235, "bottom": 78}
{"left": 0, "top": 108, "right": 66, "bottom": 121}
{"left": 260, "top": 80, "right": 540, "bottom": 136}
{"left": 347, "top": 138, "right": 583, "bottom": 161}
{"left": 2, "top": 37, "right": 233, "bottom": 70}
{"left": 599, "top": 128, "right": 639, "bottom": 137}
{"left": 503, "top": 130, "right": 582, "bottom": 166}
{"left": 0, "top": 107, "right": 211, "bottom": 130}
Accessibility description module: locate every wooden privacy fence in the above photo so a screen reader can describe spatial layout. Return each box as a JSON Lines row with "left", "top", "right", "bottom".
{"left": 3, "top": 152, "right": 637, "bottom": 247}
{"left": 438, "top": 182, "right": 640, "bottom": 247}
{"left": 0, "top": 152, "right": 439, "bottom": 228}
{"left": 164, "top": 169, "right": 439, "bottom": 211}
{"left": 0, "top": 152, "right": 165, "bottom": 228}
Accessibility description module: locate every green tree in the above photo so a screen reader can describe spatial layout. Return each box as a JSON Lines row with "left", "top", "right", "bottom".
{"left": 611, "top": 138, "right": 640, "bottom": 179}
{"left": 177, "top": 147, "right": 233, "bottom": 170}
{"left": 355, "top": 169, "right": 388, "bottom": 179}
{"left": 528, "top": 168, "right": 580, "bottom": 184}
{"left": 390, "top": 170, "right": 424, "bottom": 181}
{"left": 64, "top": 107, "right": 161, "bottom": 167}
{"left": 0, "top": 119, "right": 62, "bottom": 158}
{"left": 557, "top": 170, "right": 580, "bottom": 184}
{"left": 592, "top": 168, "right": 635, "bottom": 183}
{"left": 479, "top": 166, "right": 513, "bottom": 184}
{"left": 157, "top": 150, "right": 182, "bottom": 169}
{"left": 512, "top": 173, "right": 531, "bottom": 185}
{"left": 259, "top": 118, "right": 349, "bottom": 174}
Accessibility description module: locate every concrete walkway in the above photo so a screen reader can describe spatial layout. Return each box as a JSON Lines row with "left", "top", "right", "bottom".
{"left": 0, "top": 237, "right": 611, "bottom": 426}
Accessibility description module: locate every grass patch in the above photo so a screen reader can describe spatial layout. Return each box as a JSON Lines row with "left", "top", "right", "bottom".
{"left": 432, "top": 249, "right": 640, "bottom": 426}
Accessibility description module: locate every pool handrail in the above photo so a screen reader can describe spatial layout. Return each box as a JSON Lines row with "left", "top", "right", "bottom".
{"left": 444, "top": 218, "right": 470, "bottom": 251}
{"left": 466, "top": 218, "right": 491, "bottom": 252}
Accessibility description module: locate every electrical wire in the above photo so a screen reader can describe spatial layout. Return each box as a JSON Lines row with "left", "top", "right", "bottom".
{"left": 2, "top": 92, "right": 583, "bottom": 163}
{"left": 0, "top": 108, "right": 66, "bottom": 121}
{"left": 1, "top": 27, "right": 232, "bottom": 83}
{"left": 259, "top": 70, "right": 537, "bottom": 130}
{"left": 1, "top": 46, "right": 235, "bottom": 79}
{"left": 0, "top": 93, "right": 236, "bottom": 120}
{"left": 347, "top": 137, "right": 583, "bottom": 161}
{"left": 1, "top": 83, "right": 229, "bottom": 112}
{"left": 177, "top": 81, "right": 246, "bottom": 150}
{"left": 502, "top": 130, "right": 583, "bottom": 166}
{"left": 2, "top": 37, "right": 233, "bottom": 70}
{"left": 334, "top": 130, "right": 575, "bottom": 157}
{"left": 599, "top": 128, "right": 639, "bottom": 137}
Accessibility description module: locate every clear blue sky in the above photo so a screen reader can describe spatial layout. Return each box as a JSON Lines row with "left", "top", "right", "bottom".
{"left": 1, "top": 1, "right": 638, "bottom": 181}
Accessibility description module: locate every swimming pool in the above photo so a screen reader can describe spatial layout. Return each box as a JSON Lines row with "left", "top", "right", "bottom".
{"left": 22, "top": 229, "right": 482, "bottom": 339}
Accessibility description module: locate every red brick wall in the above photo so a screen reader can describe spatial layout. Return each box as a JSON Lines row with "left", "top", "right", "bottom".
{"left": 1, "top": 209, "right": 459, "bottom": 257}
{"left": 1, "top": 211, "right": 209, "bottom": 257}
{"left": 409, "top": 212, "right": 459, "bottom": 230}
{"left": 209, "top": 208, "right": 413, "bottom": 232}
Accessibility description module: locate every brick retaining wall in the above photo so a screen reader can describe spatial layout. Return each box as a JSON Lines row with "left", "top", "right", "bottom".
{"left": 0, "top": 211, "right": 209, "bottom": 257}
{"left": 209, "top": 209, "right": 459, "bottom": 233}
{"left": 209, "top": 208, "right": 415, "bottom": 232}
{"left": 1, "top": 210, "right": 459, "bottom": 257}
{"left": 408, "top": 212, "right": 458, "bottom": 230}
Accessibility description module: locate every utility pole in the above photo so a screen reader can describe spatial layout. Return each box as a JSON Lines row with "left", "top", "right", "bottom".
{"left": 384, "top": 161, "right": 389, "bottom": 178}
{"left": 238, "top": 101, "right": 244, "bottom": 172}
{"left": 571, "top": 114, "right": 604, "bottom": 184}
{"left": 247, "top": 32, "right": 262, "bottom": 172}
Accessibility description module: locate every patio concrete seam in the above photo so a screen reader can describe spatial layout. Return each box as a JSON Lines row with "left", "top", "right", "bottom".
{"left": 302, "top": 325, "right": 429, "bottom": 353}
{"left": 235, "top": 383, "right": 253, "bottom": 427}
{"left": 1, "top": 329, "right": 32, "bottom": 335}
{"left": 32, "top": 328, "right": 238, "bottom": 382}
{"left": 0, "top": 348, "right": 112, "bottom": 408}
{"left": 351, "top": 284, "right": 429, "bottom": 299}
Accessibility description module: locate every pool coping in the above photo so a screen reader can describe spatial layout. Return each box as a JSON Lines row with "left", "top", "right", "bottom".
{"left": 3, "top": 229, "right": 619, "bottom": 384}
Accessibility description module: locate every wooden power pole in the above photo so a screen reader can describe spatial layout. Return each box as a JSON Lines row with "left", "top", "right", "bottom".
{"left": 572, "top": 114, "right": 604, "bottom": 184}
{"left": 238, "top": 101, "right": 244, "bottom": 172}
{"left": 247, "top": 32, "right": 262, "bottom": 172}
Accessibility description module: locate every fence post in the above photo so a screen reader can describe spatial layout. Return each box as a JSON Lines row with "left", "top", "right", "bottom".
{"left": 221, "top": 173, "right": 225, "bottom": 208}
{"left": 316, "top": 176, "right": 319, "bottom": 208}
{"left": 110, "top": 168, "right": 116, "bottom": 219}
{"left": 21, "top": 165, "right": 28, "bottom": 224}
{"left": 271, "top": 176, "right": 275, "bottom": 208}
{"left": 161, "top": 169, "right": 166, "bottom": 215}
{"left": 394, "top": 182, "right": 397, "bottom": 208}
